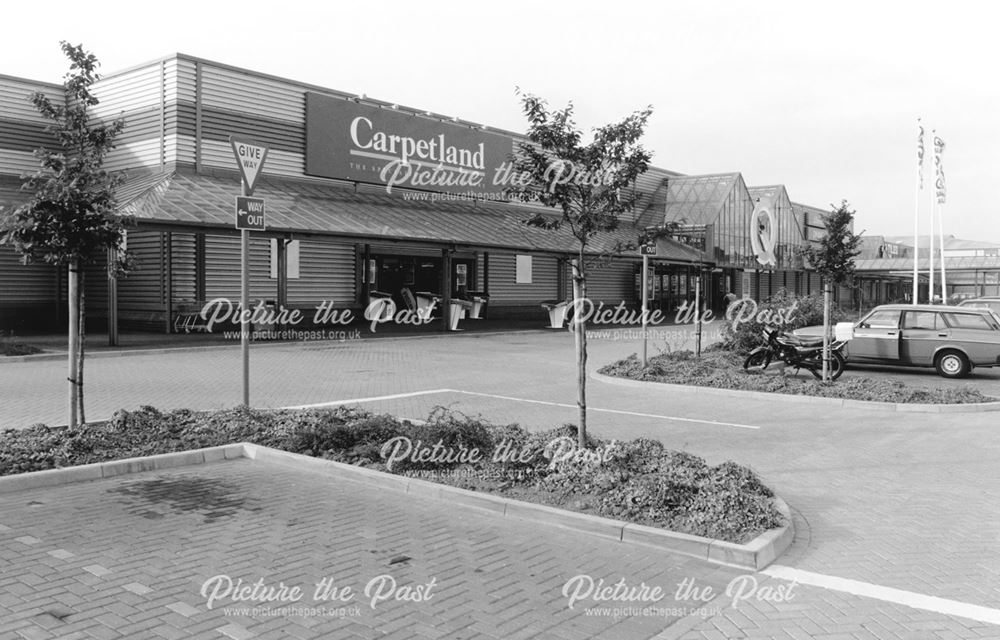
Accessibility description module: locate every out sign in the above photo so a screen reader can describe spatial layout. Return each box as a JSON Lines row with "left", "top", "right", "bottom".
{"left": 235, "top": 196, "right": 266, "bottom": 230}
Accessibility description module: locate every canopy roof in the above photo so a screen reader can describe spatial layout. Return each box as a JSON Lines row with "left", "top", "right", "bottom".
{"left": 116, "top": 170, "right": 707, "bottom": 262}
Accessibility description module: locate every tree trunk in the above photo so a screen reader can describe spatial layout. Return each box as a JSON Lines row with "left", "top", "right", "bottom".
{"left": 78, "top": 272, "right": 86, "bottom": 425}
{"left": 67, "top": 260, "right": 80, "bottom": 428}
{"left": 822, "top": 281, "right": 831, "bottom": 382}
{"left": 572, "top": 256, "right": 588, "bottom": 448}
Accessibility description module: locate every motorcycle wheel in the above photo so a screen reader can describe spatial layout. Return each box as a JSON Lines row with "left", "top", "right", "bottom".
{"left": 743, "top": 351, "right": 771, "bottom": 372}
{"left": 808, "top": 351, "right": 845, "bottom": 381}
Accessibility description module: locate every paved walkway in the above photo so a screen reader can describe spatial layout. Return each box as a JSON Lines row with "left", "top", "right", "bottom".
{"left": 1, "top": 459, "right": 743, "bottom": 640}
{"left": 2, "top": 327, "right": 1000, "bottom": 638}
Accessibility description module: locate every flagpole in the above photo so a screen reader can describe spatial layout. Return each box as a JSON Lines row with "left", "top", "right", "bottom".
{"left": 928, "top": 129, "right": 936, "bottom": 303}
{"left": 913, "top": 118, "right": 922, "bottom": 305}
{"left": 938, "top": 199, "right": 947, "bottom": 302}
{"left": 936, "top": 135, "right": 947, "bottom": 303}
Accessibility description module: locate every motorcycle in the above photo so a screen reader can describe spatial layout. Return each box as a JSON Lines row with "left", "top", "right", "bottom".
{"left": 743, "top": 327, "right": 847, "bottom": 380}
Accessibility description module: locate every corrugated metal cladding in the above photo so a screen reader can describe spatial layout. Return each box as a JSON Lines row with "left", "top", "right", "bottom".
{"left": 0, "top": 76, "right": 59, "bottom": 125}
{"left": 0, "top": 245, "right": 57, "bottom": 304}
{"left": 170, "top": 233, "right": 197, "bottom": 302}
{"left": 82, "top": 260, "right": 108, "bottom": 314}
{"left": 287, "top": 239, "right": 355, "bottom": 306}
{"left": 0, "top": 76, "right": 60, "bottom": 176}
{"left": 190, "top": 63, "right": 307, "bottom": 177}
{"left": 368, "top": 242, "right": 443, "bottom": 258}
{"left": 203, "top": 234, "right": 276, "bottom": 302}
{"left": 117, "top": 230, "right": 165, "bottom": 312}
{"left": 92, "top": 61, "right": 173, "bottom": 171}
{"left": 580, "top": 260, "right": 638, "bottom": 304}
{"left": 487, "top": 252, "right": 558, "bottom": 303}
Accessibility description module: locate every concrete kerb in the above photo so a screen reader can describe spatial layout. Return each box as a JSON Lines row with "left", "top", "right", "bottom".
{"left": 0, "top": 443, "right": 794, "bottom": 570}
{"left": 0, "top": 328, "right": 555, "bottom": 364}
{"left": 593, "top": 370, "right": 1000, "bottom": 413}
{"left": 0, "top": 444, "right": 245, "bottom": 493}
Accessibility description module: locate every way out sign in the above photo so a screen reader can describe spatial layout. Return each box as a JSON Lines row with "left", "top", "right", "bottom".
{"left": 230, "top": 136, "right": 269, "bottom": 195}
{"left": 235, "top": 196, "right": 266, "bottom": 230}
{"left": 640, "top": 243, "right": 658, "bottom": 256}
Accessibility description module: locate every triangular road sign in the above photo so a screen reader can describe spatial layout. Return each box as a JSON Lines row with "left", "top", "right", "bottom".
{"left": 229, "top": 136, "right": 270, "bottom": 195}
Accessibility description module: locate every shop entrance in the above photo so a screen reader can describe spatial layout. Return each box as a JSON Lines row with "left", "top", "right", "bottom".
{"left": 369, "top": 254, "right": 478, "bottom": 312}
{"left": 636, "top": 264, "right": 713, "bottom": 317}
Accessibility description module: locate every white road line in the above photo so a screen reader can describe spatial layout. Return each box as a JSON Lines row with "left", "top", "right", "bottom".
{"left": 282, "top": 389, "right": 453, "bottom": 410}
{"left": 763, "top": 565, "right": 1000, "bottom": 626}
{"left": 442, "top": 389, "right": 761, "bottom": 430}
{"left": 285, "top": 388, "right": 760, "bottom": 429}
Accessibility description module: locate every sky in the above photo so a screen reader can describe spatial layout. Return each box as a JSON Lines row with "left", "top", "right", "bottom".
{"left": 4, "top": 0, "right": 998, "bottom": 242}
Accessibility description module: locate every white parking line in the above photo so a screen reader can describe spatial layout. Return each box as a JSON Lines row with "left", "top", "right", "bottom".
{"left": 284, "top": 388, "right": 761, "bottom": 430}
{"left": 763, "top": 565, "right": 1000, "bottom": 626}
{"left": 442, "top": 389, "right": 761, "bottom": 430}
{"left": 282, "top": 389, "right": 453, "bottom": 409}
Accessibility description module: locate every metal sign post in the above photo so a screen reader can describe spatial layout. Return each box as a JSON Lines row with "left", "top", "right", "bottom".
{"left": 639, "top": 242, "right": 657, "bottom": 368}
{"left": 240, "top": 180, "right": 250, "bottom": 406}
{"left": 230, "top": 136, "right": 269, "bottom": 407}
{"left": 694, "top": 268, "right": 702, "bottom": 358}
{"left": 642, "top": 254, "right": 649, "bottom": 368}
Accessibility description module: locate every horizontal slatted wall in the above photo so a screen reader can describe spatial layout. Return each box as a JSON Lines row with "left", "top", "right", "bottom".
{"left": 0, "top": 244, "right": 57, "bottom": 303}
{"left": 118, "top": 230, "right": 164, "bottom": 312}
{"left": 583, "top": 261, "right": 638, "bottom": 305}
{"left": 171, "top": 233, "right": 197, "bottom": 303}
{"left": 173, "top": 58, "right": 198, "bottom": 165}
{"left": 287, "top": 239, "right": 355, "bottom": 306}
{"left": 82, "top": 261, "right": 109, "bottom": 317}
{"left": 368, "top": 242, "right": 442, "bottom": 258}
{"left": 92, "top": 62, "right": 166, "bottom": 172}
{"left": 486, "top": 252, "right": 558, "bottom": 304}
{"left": 197, "top": 64, "right": 305, "bottom": 178}
{"left": 203, "top": 234, "right": 276, "bottom": 302}
{"left": 0, "top": 77, "right": 60, "bottom": 176}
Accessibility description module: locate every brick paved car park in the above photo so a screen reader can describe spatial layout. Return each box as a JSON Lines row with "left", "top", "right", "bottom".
{"left": 2, "top": 327, "right": 1000, "bottom": 638}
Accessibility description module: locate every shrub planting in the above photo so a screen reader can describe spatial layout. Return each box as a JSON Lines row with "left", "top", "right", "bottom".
{"left": 0, "top": 405, "right": 782, "bottom": 543}
{"left": 600, "top": 352, "right": 994, "bottom": 404}
{"left": 719, "top": 288, "right": 848, "bottom": 355}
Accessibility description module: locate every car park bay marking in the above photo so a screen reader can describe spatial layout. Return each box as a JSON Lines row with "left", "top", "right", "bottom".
{"left": 763, "top": 565, "right": 1000, "bottom": 626}
{"left": 442, "top": 389, "right": 761, "bottom": 430}
{"left": 284, "top": 389, "right": 761, "bottom": 429}
{"left": 282, "top": 389, "right": 454, "bottom": 409}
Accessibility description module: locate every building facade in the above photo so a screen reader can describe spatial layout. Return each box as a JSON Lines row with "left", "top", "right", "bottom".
{"left": 0, "top": 54, "right": 831, "bottom": 333}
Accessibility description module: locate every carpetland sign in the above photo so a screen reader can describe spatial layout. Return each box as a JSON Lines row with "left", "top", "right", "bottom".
{"left": 305, "top": 92, "right": 513, "bottom": 195}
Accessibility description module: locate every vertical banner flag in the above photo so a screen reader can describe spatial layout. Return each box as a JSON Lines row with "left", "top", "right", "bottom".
{"left": 917, "top": 119, "right": 925, "bottom": 189}
{"left": 934, "top": 136, "right": 946, "bottom": 204}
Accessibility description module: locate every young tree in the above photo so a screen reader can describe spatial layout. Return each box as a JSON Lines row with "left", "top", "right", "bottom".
{"left": 510, "top": 92, "right": 652, "bottom": 446}
{"left": 0, "top": 42, "right": 127, "bottom": 427}
{"left": 801, "top": 200, "right": 862, "bottom": 381}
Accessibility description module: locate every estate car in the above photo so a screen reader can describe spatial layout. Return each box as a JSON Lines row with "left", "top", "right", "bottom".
{"left": 846, "top": 304, "right": 1000, "bottom": 378}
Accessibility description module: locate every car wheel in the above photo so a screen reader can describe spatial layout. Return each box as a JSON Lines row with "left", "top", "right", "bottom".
{"left": 743, "top": 351, "right": 771, "bottom": 372}
{"left": 935, "top": 350, "right": 970, "bottom": 379}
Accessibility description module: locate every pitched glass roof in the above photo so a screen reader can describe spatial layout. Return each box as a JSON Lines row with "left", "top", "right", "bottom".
{"left": 662, "top": 173, "right": 741, "bottom": 226}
